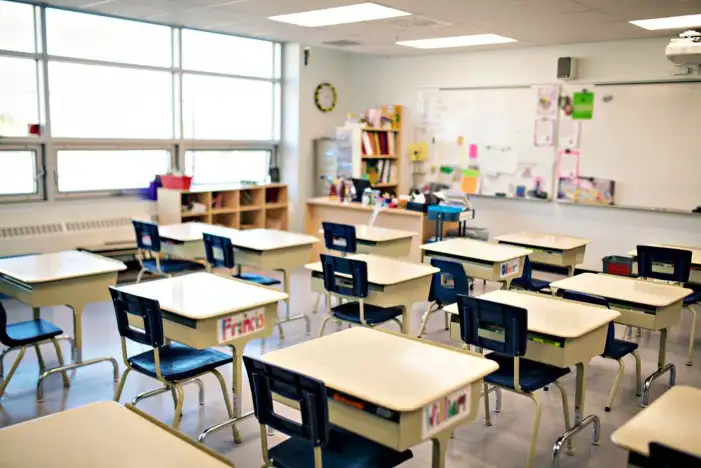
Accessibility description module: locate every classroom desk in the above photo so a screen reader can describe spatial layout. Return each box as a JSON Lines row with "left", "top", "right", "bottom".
{"left": 0, "top": 401, "right": 233, "bottom": 467}
{"left": 495, "top": 232, "right": 590, "bottom": 276}
{"left": 611, "top": 386, "right": 701, "bottom": 466}
{"left": 420, "top": 238, "right": 532, "bottom": 289}
{"left": 262, "top": 327, "right": 498, "bottom": 468}
{"left": 158, "top": 222, "right": 318, "bottom": 338}
{"left": 117, "top": 272, "right": 288, "bottom": 443}
{"left": 445, "top": 290, "right": 620, "bottom": 467}
{"left": 0, "top": 250, "right": 126, "bottom": 401}
{"left": 305, "top": 254, "right": 438, "bottom": 335}
{"left": 627, "top": 243, "right": 701, "bottom": 283}
{"left": 550, "top": 273, "right": 692, "bottom": 407}
{"left": 352, "top": 225, "right": 416, "bottom": 258}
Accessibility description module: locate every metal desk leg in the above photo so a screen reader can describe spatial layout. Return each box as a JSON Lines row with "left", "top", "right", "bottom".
{"left": 551, "top": 363, "right": 601, "bottom": 468}
{"left": 641, "top": 328, "right": 676, "bottom": 407}
{"left": 567, "top": 266, "right": 576, "bottom": 277}
{"left": 273, "top": 268, "right": 310, "bottom": 339}
{"left": 431, "top": 432, "right": 450, "bottom": 468}
{"left": 36, "top": 305, "right": 119, "bottom": 402}
{"left": 401, "top": 304, "right": 411, "bottom": 335}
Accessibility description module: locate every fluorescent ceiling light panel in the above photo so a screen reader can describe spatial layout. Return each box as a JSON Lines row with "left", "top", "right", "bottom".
{"left": 630, "top": 14, "right": 701, "bottom": 30}
{"left": 397, "top": 34, "right": 516, "bottom": 49}
{"left": 268, "top": 2, "right": 410, "bottom": 27}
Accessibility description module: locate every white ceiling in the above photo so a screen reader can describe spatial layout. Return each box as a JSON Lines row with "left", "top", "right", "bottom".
{"left": 44, "top": 0, "right": 701, "bottom": 55}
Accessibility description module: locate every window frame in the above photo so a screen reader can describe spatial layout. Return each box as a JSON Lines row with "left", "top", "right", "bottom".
{"left": 0, "top": 144, "right": 45, "bottom": 202}
{"left": 182, "top": 146, "right": 274, "bottom": 186}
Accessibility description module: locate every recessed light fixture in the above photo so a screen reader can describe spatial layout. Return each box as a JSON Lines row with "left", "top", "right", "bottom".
{"left": 268, "top": 2, "right": 410, "bottom": 27}
{"left": 630, "top": 13, "right": 701, "bottom": 30}
{"left": 397, "top": 34, "right": 517, "bottom": 49}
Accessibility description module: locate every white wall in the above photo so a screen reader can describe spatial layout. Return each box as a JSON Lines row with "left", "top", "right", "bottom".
{"left": 346, "top": 38, "right": 701, "bottom": 269}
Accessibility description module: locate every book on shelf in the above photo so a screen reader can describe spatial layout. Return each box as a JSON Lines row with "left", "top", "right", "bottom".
{"left": 360, "top": 130, "right": 395, "bottom": 157}
{"left": 363, "top": 159, "right": 396, "bottom": 186}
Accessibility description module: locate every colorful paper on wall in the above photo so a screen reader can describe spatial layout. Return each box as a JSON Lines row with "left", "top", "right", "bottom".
{"left": 468, "top": 143, "right": 478, "bottom": 160}
{"left": 408, "top": 142, "right": 429, "bottom": 162}
{"left": 558, "top": 118, "right": 581, "bottom": 149}
{"left": 572, "top": 91, "right": 595, "bottom": 120}
{"left": 461, "top": 168, "right": 480, "bottom": 194}
{"left": 556, "top": 149, "right": 580, "bottom": 180}
{"left": 535, "top": 85, "right": 558, "bottom": 118}
{"left": 534, "top": 118, "right": 555, "bottom": 147}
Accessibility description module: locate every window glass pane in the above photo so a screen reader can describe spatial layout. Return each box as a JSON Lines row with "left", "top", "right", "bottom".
{"left": 46, "top": 8, "right": 171, "bottom": 66}
{"left": 182, "top": 29, "right": 273, "bottom": 78}
{"left": 57, "top": 149, "right": 169, "bottom": 192}
{"left": 0, "top": 151, "right": 37, "bottom": 195}
{"left": 49, "top": 62, "right": 173, "bottom": 138}
{"left": 183, "top": 74, "right": 272, "bottom": 140}
{"left": 185, "top": 150, "right": 269, "bottom": 185}
{"left": 0, "top": 57, "right": 39, "bottom": 137}
{"left": 0, "top": 1, "right": 35, "bottom": 53}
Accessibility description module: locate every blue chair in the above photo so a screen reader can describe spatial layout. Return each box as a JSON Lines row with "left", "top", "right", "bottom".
{"left": 648, "top": 442, "right": 701, "bottom": 467}
{"left": 202, "top": 233, "right": 281, "bottom": 286}
{"left": 637, "top": 245, "right": 700, "bottom": 366}
{"left": 314, "top": 223, "right": 358, "bottom": 314}
{"left": 132, "top": 220, "right": 204, "bottom": 283}
{"left": 561, "top": 291, "right": 641, "bottom": 412}
{"left": 509, "top": 256, "right": 551, "bottom": 293}
{"left": 317, "top": 254, "right": 404, "bottom": 336}
{"left": 417, "top": 258, "right": 470, "bottom": 338}
{"left": 110, "top": 287, "right": 233, "bottom": 430}
{"left": 0, "top": 301, "right": 70, "bottom": 399}
{"left": 457, "top": 294, "right": 571, "bottom": 468}
{"left": 243, "top": 355, "right": 413, "bottom": 468}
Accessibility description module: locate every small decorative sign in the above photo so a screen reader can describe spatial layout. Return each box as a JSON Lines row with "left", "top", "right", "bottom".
{"left": 218, "top": 310, "right": 266, "bottom": 344}
{"left": 500, "top": 259, "right": 520, "bottom": 278}
{"left": 422, "top": 386, "right": 471, "bottom": 438}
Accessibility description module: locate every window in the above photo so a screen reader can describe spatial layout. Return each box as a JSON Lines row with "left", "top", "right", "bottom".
{"left": 185, "top": 150, "right": 270, "bottom": 185}
{"left": 183, "top": 74, "right": 273, "bottom": 140}
{"left": 49, "top": 62, "right": 173, "bottom": 138}
{"left": 46, "top": 8, "right": 171, "bottom": 67}
{"left": 0, "top": 1, "right": 35, "bottom": 53}
{"left": 0, "top": 57, "right": 39, "bottom": 137}
{"left": 182, "top": 29, "right": 274, "bottom": 78}
{"left": 57, "top": 149, "right": 170, "bottom": 193}
{"left": 0, "top": 150, "right": 38, "bottom": 195}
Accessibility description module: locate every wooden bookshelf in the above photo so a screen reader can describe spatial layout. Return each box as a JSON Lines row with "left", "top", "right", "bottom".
{"left": 157, "top": 183, "right": 288, "bottom": 231}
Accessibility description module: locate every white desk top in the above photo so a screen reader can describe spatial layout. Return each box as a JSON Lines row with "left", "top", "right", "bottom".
{"left": 0, "top": 401, "right": 233, "bottom": 468}
{"left": 117, "top": 272, "right": 287, "bottom": 320}
{"left": 263, "top": 328, "right": 498, "bottom": 412}
{"left": 227, "top": 228, "right": 318, "bottom": 251}
{"left": 611, "top": 385, "right": 701, "bottom": 458}
{"left": 495, "top": 232, "right": 590, "bottom": 250}
{"left": 444, "top": 290, "right": 619, "bottom": 339}
{"left": 354, "top": 225, "right": 416, "bottom": 243}
{"left": 421, "top": 238, "right": 532, "bottom": 263}
{"left": 159, "top": 222, "right": 239, "bottom": 243}
{"left": 0, "top": 250, "right": 126, "bottom": 284}
{"left": 305, "top": 253, "right": 438, "bottom": 286}
{"left": 550, "top": 273, "right": 692, "bottom": 308}
{"left": 628, "top": 244, "right": 701, "bottom": 266}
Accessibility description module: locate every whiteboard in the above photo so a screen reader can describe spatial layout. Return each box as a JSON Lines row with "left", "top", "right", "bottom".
{"left": 577, "top": 82, "right": 701, "bottom": 211}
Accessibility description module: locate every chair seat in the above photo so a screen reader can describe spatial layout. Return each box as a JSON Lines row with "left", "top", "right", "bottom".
{"left": 5, "top": 319, "right": 63, "bottom": 347}
{"left": 142, "top": 259, "right": 205, "bottom": 274}
{"left": 484, "top": 352, "right": 570, "bottom": 393}
{"left": 331, "top": 302, "right": 403, "bottom": 325}
{"left": 604, "top": 339, "right": 639, "bottom": 360}
{"left": 269, "top": 425, "right": 413, "bottom": 468}
{"left": 684, "top": 292, "right": 701, "bottom": 306}
{"left": 128, "top": 343, "right": 230, "bottom": 381}
{"left": 509, "top": 278, "right": 551, "bottom": 292}
{"left": 234, "top": 273, "right": 281, "bottom": 286}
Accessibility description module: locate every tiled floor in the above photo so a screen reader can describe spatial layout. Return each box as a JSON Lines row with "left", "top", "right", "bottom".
{"left": 1, "top": 269, "right": 700, "bottom": 468}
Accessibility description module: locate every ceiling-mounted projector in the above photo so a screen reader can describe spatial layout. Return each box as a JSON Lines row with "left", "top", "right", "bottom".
{"left": 666, "top": 30, "right": 701, "bottom": 64}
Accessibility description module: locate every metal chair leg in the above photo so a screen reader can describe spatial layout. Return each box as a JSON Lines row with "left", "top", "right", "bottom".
{"left": 50, "top": 338, "right": 70, "bottom": 388}
{"left": 633, "top": 350, "right": 642, "bottom": 397}
{"left": 444, "top": 310, "right": 449, "bottom": 330}
{"left": 495, "top": 386, "right": 502, "bottom": 413}
{"left": 194, "top": 377, "right": 205, "bottom": 405}
{"left": 312, "top": 293, "right": 324, "bottom": 314}
{"left": 0, "top": 346, "right": 26, "bottom": 399}
{"left": 417, "top": 302, "right": 436, "bottom": 338}
{"left": 0, "top": 346, "right": 13, "bottom": 378}
{"left": 171, "top": 384, "right": 185, "bottom": 430}
{"left": 114, "top": 368, "right": 132, "bottom": 401}
{"left": 136, "top": 268, "right": 146, "bottom": 283}
{"left": 525, "top": 392, "right": 543, "bottom": 468}
{"left": 34, "top": 344, "right": 46, "bottom": 374}
{"left": 553, "top": 381, "right": 572, "bottom": 434}
{"left": 211, "top": 368, "right": 239, "bottom": 442}
{"left": 482, "top": 382, "right": 492, "bottom": 426}
{"left": 390, "top": 317, "right": 403, "bottom": 331}
{"left": 605, "top": 358, "right": 625, "bottom": 412}
{"left": 318, "top": 316, "right": 333, "bottom": 337}
{"left": 686, "top": 305, "right": 698, "bottom": 366}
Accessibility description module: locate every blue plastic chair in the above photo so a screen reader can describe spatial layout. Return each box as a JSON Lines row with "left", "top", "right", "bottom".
{"left": 0, "top": 301, "right": 70, "bottom": 399}
{"left": 457, "top": 294, "right": 571, "bottom": 468}
{"left": 202, "top": 233, "right": 281, "bottom": 286}
{"left": 132, "top": 220, "right": 204, "bottom": 283}
{"left": 417, "top": 258, "right": 470, "bottom": 338}
{"left": 317, "top": 254, "right": 404, "bottom": 336}
{"left": 322, "top": 222, "right": 358, "bottom": 255}
{"left": 561, "top": 291, "right": 641, "bottom": 412}
{"left": 243, "top": 356, "right": 413, "bottom": 468}
{"left": 637, "top": 245, "right": 700, "bottom": 366}
{"left": 648, "top": 442, "right": 701, "bottom": 467}
{"left": 509, "top": 256, "right": 551, "bottom": 293}
{"left": 109, "top": 287, "right": 233, "bottom": 430}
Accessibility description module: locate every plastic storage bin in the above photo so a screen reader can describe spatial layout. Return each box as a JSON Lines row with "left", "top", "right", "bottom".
{"left": 602, "top": 255, "right": 634, "bottom": 276}
{"left": 161, "top": 175, "right": 192, "bottom": 190}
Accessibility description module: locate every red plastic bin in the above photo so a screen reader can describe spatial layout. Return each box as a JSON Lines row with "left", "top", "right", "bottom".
{"left": 602, "top": 255, "right": 633, "bottom": 276}
{"left": 160, "top": 175, "right": 192, "bottom": 190}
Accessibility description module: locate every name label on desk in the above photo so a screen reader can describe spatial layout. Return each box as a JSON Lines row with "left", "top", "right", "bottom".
{"left": 422, "top": 386, "right": 470, "bottom": 438}
{"left": 218, "top": 311, "right": 265, "bottom": 343}
{"left": 499, "top": 259, "right": 520, "bottom": 278}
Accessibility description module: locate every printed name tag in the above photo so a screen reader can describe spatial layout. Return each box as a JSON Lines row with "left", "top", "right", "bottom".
{"left": 499, "top": 259, "right": 520, "bottom": 278}
{"left": 332, "top": 237, "right": 347, "bottom": 248}
{"left": 141, "top": 234, "right": 152, "bottom": 246}
{"left": 422, "top": 386, "right": 470, "bottom": 438}
{"left": 218, "top": 310, "right": 266, "bottom": 343}
{"left": 213, "top": 246, "right": 225, "bottom": 261}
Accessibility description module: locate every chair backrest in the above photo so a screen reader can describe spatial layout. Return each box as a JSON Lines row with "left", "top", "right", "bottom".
{"left": 132, "top": 220, "right": 161, "bottom": 253}
{"left": 648, "top": 442, "right": 701, "bottom": 467}
{"left": 322, "top": 222, "right": 357, "bottom": 254}
{"left": 319, "top": 254, "right": 369, "bottom": 299}
{"left": 637, "top": 245, "right": 691, "bottom": 283}
{"left": 516, "top": 256, "right": 535, "bottom": 288}
{"left": 203, "top": 233, "right": 235, "bottom": 269}
{"left": 457, "top": 294, "right": 528, "bottom": 357}
{"left": 428, "top": 258, "right": 470, "bottom": 305}
{"left": 243, "top": 356, "right": 329, "bottom": 448}
{"left": 561, "top": 290, "right": 615, "bottom": 355}
{"left": 109, "top": 287, "right": 164, "bottom": 348}
{"left": 0, "top": 302, "right": 15, "bottom": 347}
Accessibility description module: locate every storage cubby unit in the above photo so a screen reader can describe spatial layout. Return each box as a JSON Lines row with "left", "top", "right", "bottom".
{"left": 265, "top": 185, "right": 288, "bottom": 209}
{"left": 240, "top": 209, "right": 264, "bottom": 230}
{"left": 240, "top": 187, "right": 265, "bottom": 210}
{"left": 266, "top": 206, "right": 289, "bottom": 230}
{"left": 212, "top": 212, "right": 239, "bottom": 229}
{"left": 211, "top": 190, "right": 239, "bottom": 214}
